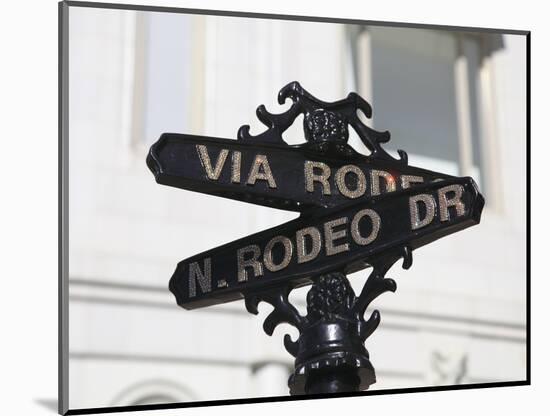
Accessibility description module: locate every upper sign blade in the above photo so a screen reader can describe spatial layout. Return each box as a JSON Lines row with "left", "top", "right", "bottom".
{"left": 147, "top": 133, "right": 454, "bottom": 212}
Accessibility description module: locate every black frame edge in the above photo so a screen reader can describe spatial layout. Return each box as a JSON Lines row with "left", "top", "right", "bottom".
{"left": 64, "top": 0, "right": 530, "bottom": 35}
{"left": 66, "top": 380, "right": 530, "bottom": 415}
{"left": 59, "top": 1, "right": 70, "bottom": 415}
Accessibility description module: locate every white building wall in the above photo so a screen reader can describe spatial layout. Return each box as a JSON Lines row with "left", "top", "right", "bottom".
{"left": 66, "top": 7, "right": 527, "bottom": 410}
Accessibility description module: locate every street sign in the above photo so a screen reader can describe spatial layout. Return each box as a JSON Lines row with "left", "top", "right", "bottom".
{"left": 147, "top": 133, "right": 453, "bottom": 212}
{"left": 147, "top": 81, "right": 485, "bottom": 394}
{"left": 169, "top": 177, "right": 483, "bottom": 309}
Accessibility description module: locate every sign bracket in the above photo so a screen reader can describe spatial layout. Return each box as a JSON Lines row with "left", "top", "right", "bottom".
{"left": 244, "top": 246, "right": 412, "bottom": 394}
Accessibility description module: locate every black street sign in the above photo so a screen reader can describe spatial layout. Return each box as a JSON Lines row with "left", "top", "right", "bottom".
{"left": 169, "top": 177, "right": 483, "bottom": 309}
{"left": 147, "top": 133, "right": 453, "bottom": 212}
{"left": 148, "top": 81, "right": 486, "bottom": 394}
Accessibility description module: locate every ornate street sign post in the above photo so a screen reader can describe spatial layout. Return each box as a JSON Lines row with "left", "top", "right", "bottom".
{"left": 147, "top": 82, "right": 484, "bottom": 395}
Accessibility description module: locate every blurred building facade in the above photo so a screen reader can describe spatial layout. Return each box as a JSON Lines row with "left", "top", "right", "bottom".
{"left": 66, "top": 6, "right": 527, "bottom": 409}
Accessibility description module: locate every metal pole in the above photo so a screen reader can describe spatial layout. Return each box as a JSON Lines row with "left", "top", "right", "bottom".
{"left": 305, "top": 370, "right": 361, "bottom": 394}
{"left": 282, "top": 272, "right": 383, "bottom": 395}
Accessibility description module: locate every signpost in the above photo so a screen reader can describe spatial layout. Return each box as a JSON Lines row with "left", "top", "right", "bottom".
{"left": 147, "top": 81, "right": 484, "bottom": 395}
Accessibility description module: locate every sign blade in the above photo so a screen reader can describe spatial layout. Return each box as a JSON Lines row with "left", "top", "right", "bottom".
{"left": 147, "top": 133, "right": 454, "bottom": 212}
{"left": 170, "top": 177, "right": 484, "bottom": 309}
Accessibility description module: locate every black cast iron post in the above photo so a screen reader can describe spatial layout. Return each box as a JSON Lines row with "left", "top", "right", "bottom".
{"left": 245, "top": 249, "right": 411, "bottom": 395}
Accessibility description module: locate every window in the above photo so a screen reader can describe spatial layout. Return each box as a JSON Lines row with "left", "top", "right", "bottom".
{"left": 349, "top": 26, "right": 504, "bottom": 196}
{"left": 131, "top": 12, "right": 205, "bottom": 148}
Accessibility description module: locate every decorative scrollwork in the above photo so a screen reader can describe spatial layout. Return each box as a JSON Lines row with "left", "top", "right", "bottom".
{"left": 238, "top": 81, "right": 408, "bottom": 164}
{"left": 304, "top": 109, "right": 348, "bottom": 144}
{"left": 306, "top": 273, "right": 355, "bottom": 320}
{"left": 244, "top": 284, "right": 306, "bottom": 337}
{"left": 244, "top": 245, "right": 413, "bottom": 394}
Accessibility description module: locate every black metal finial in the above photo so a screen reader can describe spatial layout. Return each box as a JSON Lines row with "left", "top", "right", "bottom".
{"left": 237, "top": 81, "right": 408, "bottom": 163}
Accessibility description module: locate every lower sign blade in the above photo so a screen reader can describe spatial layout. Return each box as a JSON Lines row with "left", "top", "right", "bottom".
{"left": 170, "top": 177, "right": 484, "bottom": 309}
